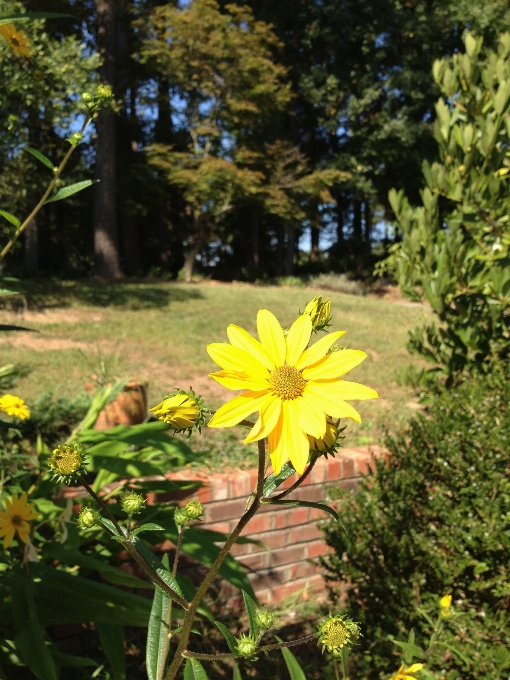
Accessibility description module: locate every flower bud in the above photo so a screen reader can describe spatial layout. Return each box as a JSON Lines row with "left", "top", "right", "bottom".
{"left": 96, "top": 84, "right": 113, "bottom": 101}
{"left": 81, "top": 92, "right": 93, "bottom": 102}
{"left": 317, "top": 614, "right": 360, "bottom": 654}
{"left": 303, "top": 296, "right": 332, "bottom": 332}
{"left": 440, "top": 593, "right": 452, "bottom": 617}
{"left": 184, "top": 500, "right": 204, "bottom": 520}
{"left": 308, "top": 416, "right": 344, "bottom": 457}
{"left": 78, "top": 506, "right": 101, "bottom": 529}
{"left": 255, "top": 608, "right": 276, "bottom": 633}
{"left": 67, "top": 132, "right": 83, "bottom": 146}
{"left": 121, "top": 492, "right": 145, "bottom": 516}
{"left": 174, "top": 506, "right": 190, "bottom": 529}
{"left": 150, "top": 389, "right": 204, "bottom": 433}
{"left": 235, "top": 635, "right": 258, "bottom": 659}
{"left": 48, "top": 444, "right": 85, "bottom": 483}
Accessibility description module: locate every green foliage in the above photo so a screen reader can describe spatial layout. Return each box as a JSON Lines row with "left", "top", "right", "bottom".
{"left": 383, "top": 32, "right": 510, "bottom": 384}
{"left": 321, "top": 372, "right": 510, "bottom": 679}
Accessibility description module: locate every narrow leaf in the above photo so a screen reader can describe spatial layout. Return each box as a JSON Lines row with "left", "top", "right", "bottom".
{"left": 45, "top": 180, "right": 98, "bottom": 203}
{"left": 24, "top": 147, "right": 55, "bottom": 171}
{"left": 0, "top": 13, "right": 74, "bottom": 25}
{"left": 263, "top": 462, "right": 295, "bottom": 497}
{"left": 214, "top": 621, "right": 238, "bottom": 654}
{"left": 101, "top": 518, "right": 126, "bottom": 537}
{"left": 131, "top": 536, "right": 184, "bottom": 599}
{"left": 184, "top": 658, "right": 209, "bottom": 680}
{"left": 276, "top": 638, "right": 306, "bottom": 680}
{"left": 242, "top": 590, "right": 259, "bottom": 639}
{"left": 0, "top": 210, "right": 20, "bottom": 228}
{"left": 147, "top": 553, "right": 170, "bottom": 680}
{"left": 232, "top": 660, "right": 242, "bottom": 680}
{"left": 96, "top": 622, "right": 126, "bottom": 680}
{"left": 0, "top": 324, "right": 35, "bottom": 332}
{"left": 131, "top": 523, "right": 165, "bottom": 537}
{"left": 267, "top": 499, "right": 339, "bottom": 521}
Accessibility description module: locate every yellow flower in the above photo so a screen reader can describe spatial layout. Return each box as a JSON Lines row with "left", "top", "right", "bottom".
{"left": 48, "top": 444, "right": 85, "bottom": 483}
{"left": 317, "top": 614, "right": 360, "bottom": 654}
{"left": 207, "top": 309, "right": 378, "bottom": 474}
{"left": 0, "top": 394, "right": 30, "bottom": 420}
{"left": 150, "top": 392, "right": 200, "bottom": 431}
{"left": 440, "top": 594, "right": 452, "bottom": 609}
{"left": 389, "top": 664, "right": 424, "bottom": 680}
{"left": 0, "top": 24, "right": 31, "bottom": 57}
{"left": 0, "top": 493, "right": 39, "bottom": 549}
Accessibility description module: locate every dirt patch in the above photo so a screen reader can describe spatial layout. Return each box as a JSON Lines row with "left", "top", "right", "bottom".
{"left": 0, "top": 308, "right": 103, "bottom": 325}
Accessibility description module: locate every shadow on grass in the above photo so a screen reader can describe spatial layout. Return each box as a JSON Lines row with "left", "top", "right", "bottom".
{"left": 22, "top": 279, "right": 204, "bottom": 310}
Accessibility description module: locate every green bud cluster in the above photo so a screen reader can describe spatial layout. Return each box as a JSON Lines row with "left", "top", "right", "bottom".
{"left": 67, "top": 132, "right": 83, "bottom": 147}
{"left": 303, "top": 296, "right": 332, "bottom": 333}
{"left": 255, "top": 608, "right": 277, "bottom": 633}
{"left": 121, "top": 492, "right": 145, "bottom": 516}
{"left": 78, "top": 506, "right": 101, "bottom": 529}
{"left": 235, "top": 635, "right": 258, "bottom": 659}
{"left": 82, "top": 84, "right": 114, "bottom": 113}
{"left": 174, "top": 500, "right": 204, "bottom": 529}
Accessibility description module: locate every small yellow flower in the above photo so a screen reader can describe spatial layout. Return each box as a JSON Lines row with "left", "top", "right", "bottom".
{"left": 150, "top": 391, "right": 201, "bottom": 432}
{"left": 0, "top": 24, "right": 31, "bottom": 57}
{"left": 0, "top": 394, "right": 30, "bottom": 420}
{"left": 208, "top": 309, "right": 378, "bottom": 474}
{"left": 389, "top": 663, "right": 424, "bottom": 680}
{"left": 48, "top": 444, "right": 86, "bottom": 483}
{"left": 317, "top": 614, "right": 360, "bottom": 654}
{"left": 0, "top": 493, "right": 38, "bottom": 548}
{"left": 440, "top": 593, "right": 452, "bottom": 617}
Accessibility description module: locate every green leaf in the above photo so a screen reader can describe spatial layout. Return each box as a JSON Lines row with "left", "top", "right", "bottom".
{"left": 184, "top": 658, "right": 209, "bottom": 680}
{"left": 267, "top": 499, "right": 339, "bottom": 521}
{"left": 232, "top": 660, "right": 242, "bottom": 680}
{"left": 0, "top": 210, "right": 20, "bottom": 228}
{"left": 131, "top": 523, "right": 165, "bottom": 536}
{"left": 392, "top": 639, "right": 425, "bottom": 661}
{"left": 10, "top": 574, "right": 58, "bottom": 680}
{"left": 242, "top": 590, "right": 259, "bottom": 638}
{"left": 24, "top": 147, "right": 55, "bottom": 171}
{"left": 276, "top": 638, "right": 306, "bottom": 680}
{"left": 45, "top": 180, "right": 98, "bottom": 203}
{"left": 96, "top": 622, "right": 126, "bottom": 680}
{"left": 50, "top": 650, "right": 97, "bottom": 669}
{"left": 131, "top": 536, "right": 184, "bottom": 599}
{"left": 263, "top": 462, "right": 296, "bottom": 497}
{"left": 101, "top": 517, "right": 127, "bottom": 537}
{"left": 214, "top": 621, "right": 238, "bottom": 653}
{"left": 0, "top": 13, "right": 74, "bottom": 25}
{"left": 0, "top": 324, "right": 34, "bottom": 332}
{"left": 146, "top": 555, "right": 171, "bottom": 680}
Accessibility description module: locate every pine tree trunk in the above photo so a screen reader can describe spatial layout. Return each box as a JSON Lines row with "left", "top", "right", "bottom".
{"left": 94, "top": 0, "right": 122, "bottom": 279}
{"left": 353, "top": 200, "right": 362, "bottom": 241}
{"left": 284, "top": 224, "right": 295, "bottom": 276}
{"left": 183, "top": 216, "right": 207, "bottom": 282}
{"left": 364, "top": 201, "right": 371, "bottom": 243}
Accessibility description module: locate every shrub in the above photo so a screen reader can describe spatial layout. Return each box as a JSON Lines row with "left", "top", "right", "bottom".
{"left": 308, "top": 273, "right": 365, "bottom": 296}
{"left": 321, "top": 372, "right": 510, "bottom": 679}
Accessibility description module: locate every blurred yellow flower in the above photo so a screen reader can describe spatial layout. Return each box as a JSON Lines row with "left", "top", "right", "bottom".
{"left": 208, "top": 309, "right": 377, "bottom": 474}
{"left": 440, "top": 594, "right": 452, "bottom": 608}
{"left": 389, "top": 663, "right": 424, "bottom": 680}
{"left": 0, "top": 394, "right": 30, "bottom": 420}
{"left": 0, "top": 23, "right": 31, "bottom": 57}
{"left": 0, "top": 493, "right": 38, "bottom": 548}
{"left": 150, "top": 392, "right": 200, "bottom": 431}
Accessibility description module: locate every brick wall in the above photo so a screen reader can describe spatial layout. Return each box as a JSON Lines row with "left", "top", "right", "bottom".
{"left": 163, "top": 446, "right": 381, "bottom": 604}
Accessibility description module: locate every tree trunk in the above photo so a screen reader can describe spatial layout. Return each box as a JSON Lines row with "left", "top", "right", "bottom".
{"left": 183, "top": 216, "right": 207, "bottom": 282}
{"left": 284, "top": 224, "right": 295, "bottom": 276}
{"left": 275, "top": 223, "right": 284, "bottom": 276}
{"left": 310, "top": 200, "right": 320, "bottom": 262}
{"left": 336, "top": 193, "right": 345, "bottom": 243}
{"left": 252, "top": 209, "right": 259, "bottom": 268}
{"left": 94, "top": 0, "right": 122, "bottom": 278}
{"left": 364, "top": 201, "right": 371, "bottom": 243}
{"left": 24, "top": 216, "right": 38, "bottom": 274}
{"left": 353, "top": 200, "right": 362, "bottom": 241}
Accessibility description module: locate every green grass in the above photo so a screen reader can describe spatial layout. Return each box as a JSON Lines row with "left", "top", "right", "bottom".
{"left": 0, "top": 280, "right": 431, "bottom": 466}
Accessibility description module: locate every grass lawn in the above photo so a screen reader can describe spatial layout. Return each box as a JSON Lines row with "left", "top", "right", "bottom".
{"left": 0, "top": 280, "right": 431, "bottom": 468}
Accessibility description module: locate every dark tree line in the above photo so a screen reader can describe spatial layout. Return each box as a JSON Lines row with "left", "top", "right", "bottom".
{"left": 3, "top": 0, "right": 509, "bottom": 280}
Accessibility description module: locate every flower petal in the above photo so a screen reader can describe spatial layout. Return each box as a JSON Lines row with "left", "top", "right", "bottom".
{"left": 302, "top": 385, "right": 363, "bottom": 422}
{"left": 207, "top": 343, "right": 270, "bottom": 381}
{"left": 302, "top": 350, "right": 367, "bottom": 381}
{"left": 293, "top": 397, "right": 326, "bottom": 438}
{"left": 286, "top": 314, "right": 312, "bottom": 366}
{"left": 227, "top": 325, "right": 274, "bottom": 370}
{"left": 1, "top": 526, "right": 15, "bottom": 549}
{"left": 245, "top": 395, "right": 282, "bottom": 443}
{"left": 311, "top": 380, "right": 378, "bottom": 401}
{"left": 268, "top": 408, "right": 285, "bottom": 471}
{"left": 295, "top": 330, "right": 346, "bottom": 370}
{"left": 285, "top": 400, "right": 311, "bottom": 474}
{"left": 208, "top": 391, "right": 269, "bottom": 428}
{"left": 257, "top": 309, "right": 286, "bottom": 367}
{"left": 209, "top": 370, "right": 270, "bottom": 392}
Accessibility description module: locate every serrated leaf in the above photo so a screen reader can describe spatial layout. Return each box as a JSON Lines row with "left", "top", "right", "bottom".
{"left": 267, "top": 499, "right": 340, "bottom": 521}
{"left": 96, "top": 622, "right": 126, "bottom": 680}
{"left": 101, "top": 518, "right": 126, "bottom": 537}
{"left": 242, "top": 590, "right": 259, "bottom": 639}
{"left": 24, "top": 147, "right": 55, "bottom": 171}
{"left": 0, "top": 210, "right": 20, "bottom": 228}
{"left": 263, "top": 462, "right": 296, "bottom": 497}
{"left": 131, "top": 523, "right": 165, "bottom": 536}
{"left": 184, "top": 658, "right": 209, "bottom": 680}
{"left": 276, "top": 637, "right": 306, "bottom": 680}
{"left": 214, "top": 621, "right": 238, "bottom": 653}
{"left": 45, "top": 180, "right": 98, "bottom": 203}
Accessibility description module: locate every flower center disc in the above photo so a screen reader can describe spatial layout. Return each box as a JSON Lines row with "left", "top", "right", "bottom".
{"left": 269, "top": 365, "right": 305, "bottom": 400}
{"left": 11, "top": 514, "right": 23, "bottom": 527}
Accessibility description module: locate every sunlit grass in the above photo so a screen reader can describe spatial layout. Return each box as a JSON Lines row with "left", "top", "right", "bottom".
{"left": 0, "top": 280, "right": 431, "bottom": 465}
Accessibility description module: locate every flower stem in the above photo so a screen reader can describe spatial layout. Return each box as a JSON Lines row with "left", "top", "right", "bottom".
{"left": 164, "top": 439, "right": 267, "bottom": 680}
{"left": 182, "top": 634, "right": 316, "bottom": 660}
{"left": 157, "top": 528, "right": 185, "bottom": 680}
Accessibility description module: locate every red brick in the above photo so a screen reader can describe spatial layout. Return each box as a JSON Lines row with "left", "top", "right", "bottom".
{"left": 206, "top": 498, "right": 247, "bottom": 522}
{"left": 239, "top": 553, "right": 267, "bottom": 571}
{"left": 195, "top": 486, "right": 212, "bottom": 503}
{"left": 311, "top": 458, "right": 327, "bottom": 484}
{"left": 288, "top": 560, "right": 319, "bottom": 580}
{"left": 272, "top": 578, "right": 310, "bottom": 601}
{"left": 288, "top": 523, "right": 323, "bottom": 544}
{"left": 230, "top": 543, "right": 250, "bottom": 556}
{"left": 305, "top": 540, "right": 331, "bottom": 559}
{"left": 293, "top": 485, "right": 324, "bottom": 503}
{"left": 201, "top": 520, "right": 231, "bottom": 534}
{"left": 250, "top": 566, "right": 288, "bottom": 589}
{"left": 230, "top": 471, "right": 250, "bottom": 498}
{"left": 341, "top": 456, "right": 355, "bottom": 478}
{"left": 240, "top": 513, "right": 273, "bottom": 535}
{"left": 210, "top": 475, "right": 230, "bottom": 501}
{"left": 355, "top": 455, "right": 373, "bottom": 476}
{"left": 326, "top": 458, "right": 341, "bottom": 481}
{"left": 273, "top": 507, "right": 309, "bottom": 529}
{"left": 248, "top": 530, "right": 286, "bottom": 551}
{"left": 268, "top": 545, "right": 306, "bottom": 567}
